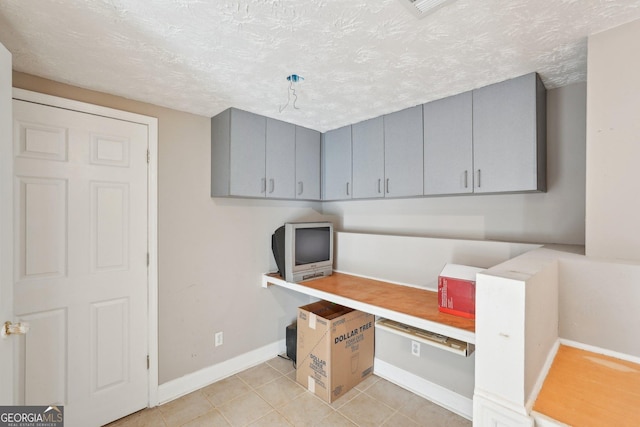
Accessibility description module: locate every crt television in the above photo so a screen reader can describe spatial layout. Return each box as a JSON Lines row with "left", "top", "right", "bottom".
{"left": 271, "top": 221, "right": 333, "bottom": 283}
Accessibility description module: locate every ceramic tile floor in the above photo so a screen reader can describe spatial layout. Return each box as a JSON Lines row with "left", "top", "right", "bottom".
{"left": 106, "top": 356, "right": 472, "bottom": 427}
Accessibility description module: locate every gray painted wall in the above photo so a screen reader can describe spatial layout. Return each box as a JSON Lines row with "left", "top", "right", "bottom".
{"left": 375, "top": 328, "right": 475, "bottom": 398}
{"left": 586, "top": 18, "right": 640, "bottom": 261}
{"left": 14, "top": 73, "right": 587, "bottom": 386}
{"left": 559, "top": 257, "right": 640, "bottom": 357}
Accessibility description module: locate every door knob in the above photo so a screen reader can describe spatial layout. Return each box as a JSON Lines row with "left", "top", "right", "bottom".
{"left": 1, "top": 321, "right": 30, "bottom": 338}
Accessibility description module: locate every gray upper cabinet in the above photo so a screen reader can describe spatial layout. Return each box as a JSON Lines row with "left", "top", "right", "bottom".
{"left": 213, "top": 73, "right": 545, "bottom": 201}
{"left": 295, "top": 126, "right": 321, "bottom": 200}
{"left": 211, "top": 109, "right": 232, "bottom": 197}
{"left": 423, "top": 91, "right": 473, "bottom": 195}
{"left": 383, "top": 105, "right": 424, "bottom": 198}
{"left": 212, "top": 108, "right": 266, "bottom": 198}
{"left": 322, "top": 125, "right": 352, "bottom": 201}
{"left": 212, "top": 108, "right": 320, "bottom": 200}
{"left": 266, "top": 118, "right": 296, "bottom": 199}
{"left": 472, "top": 72, "right": 546, "bottom": 193}
{"left": 352, "top": 117, "right": 384, "bottom": 199}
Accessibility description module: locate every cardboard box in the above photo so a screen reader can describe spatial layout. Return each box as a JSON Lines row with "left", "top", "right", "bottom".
{"left": 438, "top": 263, "right": 484, "bottom": 319}
{"left": 296, "top": 300, "right": 374, "bottom": 403}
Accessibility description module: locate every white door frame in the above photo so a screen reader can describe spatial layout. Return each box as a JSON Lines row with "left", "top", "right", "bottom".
{"left": 9, "top": 88, "right": 160, "bottom": 407}
{"left": 0, "top": 42, "right": 14, "bottom": 405}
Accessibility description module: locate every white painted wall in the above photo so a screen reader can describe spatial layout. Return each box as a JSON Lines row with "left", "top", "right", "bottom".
{"left": 586, "top": 18, "right": 640, "bottom": 261}
{"left": 323, "top": 83, "right": 586, "bottom": 246}
{"left": 523, "top": 256, "right": 559, "bottom": 408}
{"left": 335, "top": 231, "right": 539, "bottom": 405}
{"left": 335, "top": 231, "right": 538, "bottom": 289}
{"left": 474, "top": 248, "right": 562, "bottom": 422}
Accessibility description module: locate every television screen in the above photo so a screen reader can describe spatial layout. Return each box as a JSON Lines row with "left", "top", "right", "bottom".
{"left": 295, "top": 227, "right": 331, "bottom": 265}
{"left": 272, "top": 221, "right": 333, "bottom": 282}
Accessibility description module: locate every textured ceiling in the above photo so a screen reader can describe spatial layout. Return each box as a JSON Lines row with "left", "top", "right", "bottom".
{"left": 1, "top": 0, "right": 640, "bottom": 132}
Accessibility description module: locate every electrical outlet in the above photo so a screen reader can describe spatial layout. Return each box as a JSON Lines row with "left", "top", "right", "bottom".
{"left": 411, "top": 340, "right": 420, "bottom": 357}
{"left": 215, "top": 331, "right": 223, "bottom": 347}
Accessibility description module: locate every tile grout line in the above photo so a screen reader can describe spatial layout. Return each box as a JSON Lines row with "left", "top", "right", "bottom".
{"left": 236, "top": 362, "right": 298, "bottom": 426}
{"left": 110, "top": 358, "right": 469, "bottom": 427}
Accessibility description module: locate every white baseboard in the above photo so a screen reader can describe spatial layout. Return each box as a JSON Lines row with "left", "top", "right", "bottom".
{"left": 559, "top": 338, "right": 640, "bottom": 364}
{"left": 373, "top": 358, "right": 473, "bottom": 420}
{"left": 525, "top": 339, "right": 560, "bottom": 412}
{"left": 157, "top": 339, "right": 286, "bottom": 405}
{"left": 157, "top": 344, "right": 472, "bottom": 420}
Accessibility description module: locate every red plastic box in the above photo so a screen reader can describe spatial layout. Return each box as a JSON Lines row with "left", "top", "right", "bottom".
{"left": 438, "top": 264, "right": 484, "bottom": 319}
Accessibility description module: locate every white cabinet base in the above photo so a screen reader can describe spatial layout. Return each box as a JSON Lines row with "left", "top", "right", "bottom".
{"left": 531, "top": 411, "right": 570, "bottom": 427}
{"left": 473, "top": 394, "right": 533, "bottom": 427}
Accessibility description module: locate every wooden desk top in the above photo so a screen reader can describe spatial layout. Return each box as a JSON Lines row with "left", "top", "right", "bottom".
{"left": 534, "top": 345, "right": 640, "bottom": 426}
{"left": 265, "top": 272, "right": 475, "bottom": 334}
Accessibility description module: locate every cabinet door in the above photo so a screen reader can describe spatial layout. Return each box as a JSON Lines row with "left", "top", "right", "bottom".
{"left": 295, "top": 126, "right": 321, "bottom": 200}
{"left": 352, "top": 117, "right": 384, "bottom": 199}
{"left": 229, "top": 109, "right": 266, "bottom": 197}
{"left": 384, "top": 105, "right": 424, "bottom": 197}
{"left": 423, "top": 91, "right": 473, "bottom": 195}
{"left": 472, "top": 73, "right": 546, "bottom": 193}
{"left": 322, "top": 125, "right": 352, "bottom": 200}
{"left": 266, "top": 118, "right": 295, "bottom": 199}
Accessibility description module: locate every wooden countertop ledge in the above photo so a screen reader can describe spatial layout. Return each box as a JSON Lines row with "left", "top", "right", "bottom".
{"left": 265, "top": 272, "right": 475, "bottom": 334}
{"left": 534, "top": 344, "right": 640, "bottom": 427}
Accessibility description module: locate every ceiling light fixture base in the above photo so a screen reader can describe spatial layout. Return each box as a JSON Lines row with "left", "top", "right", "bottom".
{"left": 399, "top": 0, "right": 457, "bottom": 19}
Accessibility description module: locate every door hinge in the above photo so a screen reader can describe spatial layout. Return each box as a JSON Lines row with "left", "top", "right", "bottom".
{"left": 147, "top": 253, "right": 150, "bottom": 266}
{"left": 147, "top": 355, "right": 150, "bottom": 370}
{"left": 147, "top": 149, "right": 150, "bottom": 163}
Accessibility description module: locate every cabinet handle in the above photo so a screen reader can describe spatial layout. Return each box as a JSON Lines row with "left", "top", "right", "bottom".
{"left": 477, "top": 169, "right": 481, "bottom": 188}
{"left": 298, "top": 181, "right": 303, "bottom": 196}
{"left": 261, "top": 178, "right": 266, "bottom": 193}
{"left": 269, "top": 178, "right": 275, "bottom": 193}
{"left": 378, "top": 178, "right": 382, "bottom": 194}
{"left": 386, "top": 178, "right": 390, "bottom": 194}
{"left": 464, "top": 170, "right": 468, "bottom": 188}
{"left": 346, "top": 182, "right": 350, "bottom": 196}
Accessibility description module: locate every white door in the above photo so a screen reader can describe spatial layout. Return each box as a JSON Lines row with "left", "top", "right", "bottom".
{"left": 12, "top": 99, "right": 149, "bottom": 426}
{"left": 0, "top": 41, "right": 15, "bottom": 406}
